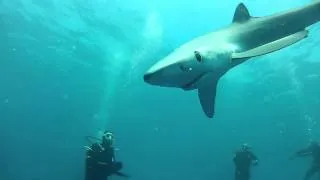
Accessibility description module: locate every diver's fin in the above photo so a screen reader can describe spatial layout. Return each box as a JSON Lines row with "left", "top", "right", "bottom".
{"left": 197, "top": 73, "right": 219, "bottom": 118}
{"left": 232, "top": 30, "right": 308, "bottom": 59}
{"left": 232, "top": 3, "right": 251, "bottom": 23}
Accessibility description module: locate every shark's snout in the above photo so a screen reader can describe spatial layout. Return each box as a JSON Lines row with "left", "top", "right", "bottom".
{"left": 143, "top": 64, "right": 165, "bottom": 84}
{"left": 143, "top": 72, "right": 154, "bottom": 83}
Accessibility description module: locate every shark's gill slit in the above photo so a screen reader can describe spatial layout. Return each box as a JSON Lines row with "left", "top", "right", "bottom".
{"left": 181, "top": 73, "right": 206, "bottom": 89}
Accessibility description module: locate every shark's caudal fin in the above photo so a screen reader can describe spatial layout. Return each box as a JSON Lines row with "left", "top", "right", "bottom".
{"left": 232, "top": 3, "right": 252, "bottom": 23}
{"left": 232, "top": 30, "right": 309, "bottom": 59}
{"left": 197, "top": 73, "right": 219, "bottom": 118}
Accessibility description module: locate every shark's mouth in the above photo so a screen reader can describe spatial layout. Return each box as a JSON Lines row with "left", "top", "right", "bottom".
{"left": 181, "top": 73, "right": 206, "bottom": 90}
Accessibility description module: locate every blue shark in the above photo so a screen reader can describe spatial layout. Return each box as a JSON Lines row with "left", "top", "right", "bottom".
{"left": 143, "top": 1, "right": 320, "bottom": 118}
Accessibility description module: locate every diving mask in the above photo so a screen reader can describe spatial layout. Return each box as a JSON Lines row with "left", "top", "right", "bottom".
{"left": 103, "top": 131, "right": 114, "bottom": 142}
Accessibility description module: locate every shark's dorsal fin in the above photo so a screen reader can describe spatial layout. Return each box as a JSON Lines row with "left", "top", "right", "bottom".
{"left": 232, "top": 3, "right": 251, "bottom": 23}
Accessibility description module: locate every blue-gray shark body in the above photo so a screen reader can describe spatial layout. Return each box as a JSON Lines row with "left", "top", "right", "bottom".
{"left": 144, "top": 1, "right": 320, "bottom": 118}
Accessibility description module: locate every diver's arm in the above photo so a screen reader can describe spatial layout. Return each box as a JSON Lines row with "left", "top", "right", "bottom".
{"left": 250, "top": 152, "right": 258, "bottom": 165}
{"left": 295, "top": 148, "right": 312, "bottom": 157}
{"left": 289, "top": 148, "right": 312, "bottom": 160}
{"left": 250, "top": 152, "right": 258, "bottom": 161}
{"left": 97, "top": 147, "right": 115, "bottom": 166}
{"left": 112, "top": 148, "right": 116, "bottom": 162}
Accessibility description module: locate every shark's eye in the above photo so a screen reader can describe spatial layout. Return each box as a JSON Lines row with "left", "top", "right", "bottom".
{"left": 194, "top": 51, "right": 202, "bottom": 62}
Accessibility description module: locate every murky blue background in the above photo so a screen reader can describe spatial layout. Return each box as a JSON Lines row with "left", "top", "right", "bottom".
{"left": 1, "top": 0, "right": 320, "bottom": 179}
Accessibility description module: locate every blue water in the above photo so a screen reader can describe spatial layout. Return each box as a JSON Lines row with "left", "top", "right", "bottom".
{"left": 1, "top": 0, "right": 320, "bottom": 179}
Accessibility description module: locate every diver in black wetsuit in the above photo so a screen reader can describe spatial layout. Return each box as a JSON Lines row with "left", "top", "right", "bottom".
{"left": 290, "top": 140, "right": 320, "bottom": 180}
{"left": 85, "top": 131, "right": 129, "bottom": 180}
{"left": 233, "top": 144, "right": 258, "bottom": 180}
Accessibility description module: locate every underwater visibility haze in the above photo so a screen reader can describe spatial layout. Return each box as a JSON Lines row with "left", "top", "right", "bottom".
{"left": 1, "top": 0, "right": 320, "bottom": 180}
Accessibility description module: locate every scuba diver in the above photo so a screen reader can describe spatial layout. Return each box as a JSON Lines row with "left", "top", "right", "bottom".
{"left": 233, "top": 143, "right": 258, "bottom": 180}
{"left": 290, "top": 140, "right": 320, "bottom": 180}
{"left": 85, "top": 130, "right": 129, "bottom": 180}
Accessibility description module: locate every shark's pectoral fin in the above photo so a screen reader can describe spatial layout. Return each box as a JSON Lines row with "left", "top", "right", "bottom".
{"left": 232, "top": 30, "right": 309, "bottom": 59}
{"left": 197, "top": 73, "right": 219, "bottom": 118}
